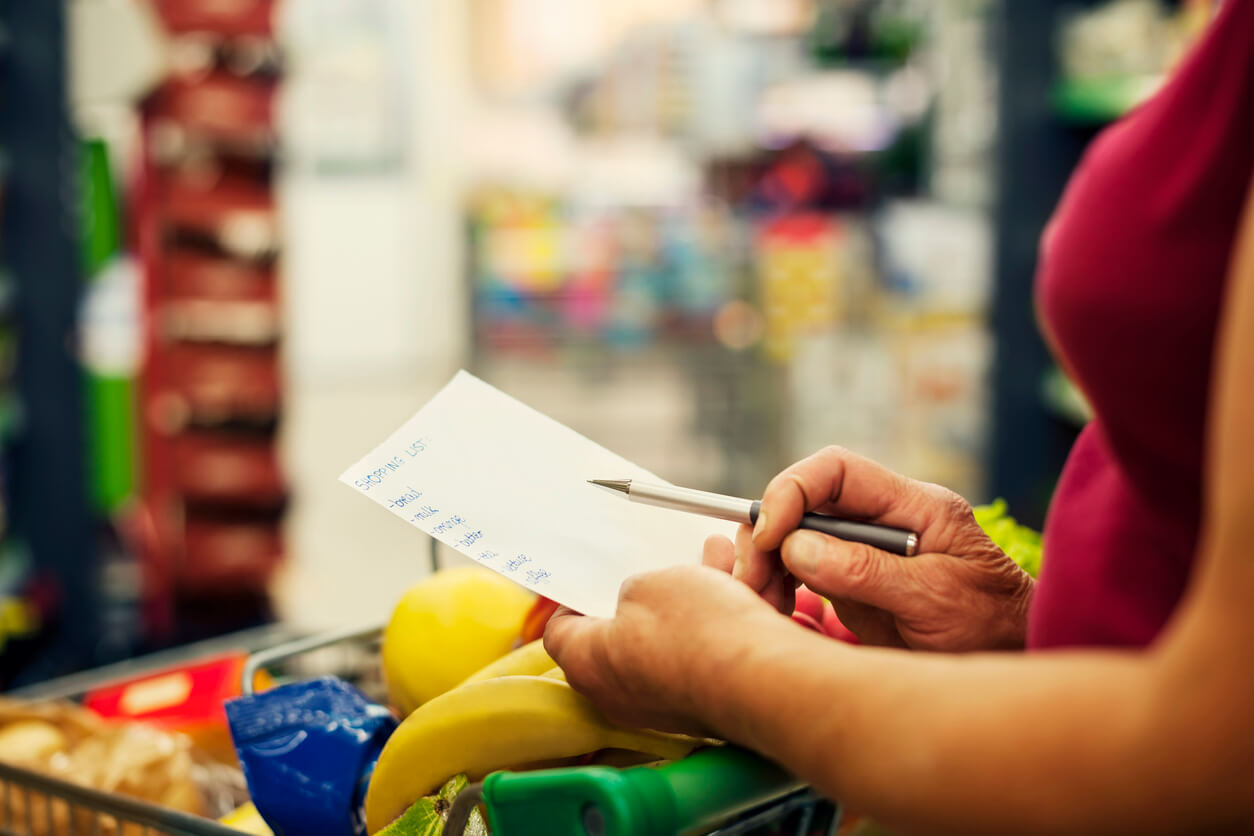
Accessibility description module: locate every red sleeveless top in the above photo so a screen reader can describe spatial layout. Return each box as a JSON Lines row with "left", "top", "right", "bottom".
{"left": 1029, "top": 0, "right": 1254, "bottom": 649}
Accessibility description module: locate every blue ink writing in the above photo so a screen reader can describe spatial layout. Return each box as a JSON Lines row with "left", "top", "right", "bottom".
{"left": 524, "top": 568, "right": 552, "bottom": 585}
{"left": 431, "top": 515, "right": 466, "bottom": 535}
{"left": 505, "top": 554, "right": 531, "bottom": 572}
{"left": 457, "top": 530, "right": 483, "bottom": 548}
{"left": 478, "top": 550, "right": 499, "bottom": 562}
{"left": 410, "top": 505, "right": 439, "bottom": 522}
{"left": 387, "top": 486, "right": 423, "bottom": 510}
{"left": 353, "top": 456, "right": 406, "bottom": 491}
{"left": 403, "top": 439, "right": 428, "bottom": 458}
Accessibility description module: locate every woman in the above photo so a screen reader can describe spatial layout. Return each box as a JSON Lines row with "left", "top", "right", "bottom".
{"left": 545, "top": 3, "right": 1254, "bottom": 832}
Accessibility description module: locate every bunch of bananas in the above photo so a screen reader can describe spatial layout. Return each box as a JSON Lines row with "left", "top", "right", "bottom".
{"left": 365, "top": 567, "right": 699, "bottom": 835}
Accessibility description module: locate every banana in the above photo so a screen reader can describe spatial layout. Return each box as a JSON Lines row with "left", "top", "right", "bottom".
{"left": 540, "top": 665, "right": 566, "bottom": 681}
{"left": 364, "top": 675, "right": 697, "bottom": 833}
{"left": 458, "top": 639, "right": 553, "bottom": 686}
{"left": 218, "top": 802, "right": 274, "bottom": 836}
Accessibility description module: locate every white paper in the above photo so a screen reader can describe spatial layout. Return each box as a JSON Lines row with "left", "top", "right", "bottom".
{"left": 339, "top": 371, "right": 736, "bottom": 617}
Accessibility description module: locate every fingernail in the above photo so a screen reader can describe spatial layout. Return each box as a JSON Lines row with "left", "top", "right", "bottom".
{"left": 752, "top": 510, "right": 768, "bottom": 542}
{"left": 732, "top": 542, "right": 746, "bottom": 580}
{"left": 785, "top": 532, "right": 822, "bottom": 576}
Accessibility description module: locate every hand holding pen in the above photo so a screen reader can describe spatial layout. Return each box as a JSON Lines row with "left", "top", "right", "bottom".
{"left": 601, "top": 447, "right": 1036, "bottom": 652}
{"left": 589, "top": 480, "right": 919, "bottom": 556}
{"left": 732, "top": 447, "right": 1036, "bottom": 650}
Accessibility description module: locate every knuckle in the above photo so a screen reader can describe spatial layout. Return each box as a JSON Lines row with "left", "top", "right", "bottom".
{"left": 762, "top": 470, "right": 791, "bottom": 500}
{"left": 939, "top": 488, "right": 973, "bottom": 521}
{"left": 819, "top": 444, "right": 850, "bottom": 461}
{"left": 618, "top": 574, "right": 644, "bottom": 603}
{"left": 841, "top": 544, "right": 880, "bottom": 590}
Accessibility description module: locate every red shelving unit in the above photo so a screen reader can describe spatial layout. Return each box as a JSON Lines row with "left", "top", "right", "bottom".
{"left": 135, "top": 0, "right": 284, "bottom": 641}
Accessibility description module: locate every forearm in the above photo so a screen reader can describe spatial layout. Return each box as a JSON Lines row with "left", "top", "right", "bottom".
{"left": 697, "top": 622, "right": 1231, "bottom": 835}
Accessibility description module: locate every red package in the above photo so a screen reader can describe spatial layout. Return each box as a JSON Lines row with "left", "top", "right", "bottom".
{"left": 173, "top": 431, "right": 285, "bottom": 506}
{"left": 158, "top": 172, "right": 276, "bottom": 262}
{"left": 165, "top": 345, "right": 281, "bottom": 422}
{"left": 165, "top": 34, "right": 282, "bottom": 80}
{"left": 151, "top": 0, "right": 276, "bottom": 37}
{"left": 149, "top": 73, "right": 277, "bottom": 153}
{"left": 181, "top": 515, "right": 283, "bottom": 593}
{"left": 83, "top": 652, "right": 272, "bottom": 763}
{"left": 161, "top": 252, "right": 279, "bottom": 344}
{"left": 164, "top": 252, "right": 276, "bottom": 303}
{"left": 161, "top": 299, "right": 280, "bottom": 345}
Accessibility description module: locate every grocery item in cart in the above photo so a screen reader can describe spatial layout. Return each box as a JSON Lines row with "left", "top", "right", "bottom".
{"left": 226, "top": 676, "right": 396, "bottom": 836}
{"left": 456, "top": 639, "right": 552, "bottom": 688}
{"left": 83, "top": 651, "right": 272, "bottom": 764}
{"left": 381, "top": 566, "right": 536, "bottom": 716}
{"left": 0, "top": 698, "right": 246, "bottom": 835}
{"left": 363, "top": 675, "right": 699, "bottom": 833}
{"left": 374, "top": 774, "right": 486, "bottom": 836}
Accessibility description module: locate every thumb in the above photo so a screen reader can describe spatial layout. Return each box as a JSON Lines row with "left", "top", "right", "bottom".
{"left": 780, "top": 530, "right": 916, "bottom": 613}
{"left": 543, "top": 606, "right": 593, "bottom": 665}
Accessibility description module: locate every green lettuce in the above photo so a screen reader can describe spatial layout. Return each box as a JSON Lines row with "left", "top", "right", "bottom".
{"left": 974, "top": 499, "right": 1043, "bottom": 578}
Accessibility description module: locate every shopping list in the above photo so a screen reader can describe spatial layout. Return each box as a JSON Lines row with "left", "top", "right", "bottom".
{"left": 339, "top": 371, "right": 736, "bottom": 618}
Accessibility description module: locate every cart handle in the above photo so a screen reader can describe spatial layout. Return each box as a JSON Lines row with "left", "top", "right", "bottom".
{"left": 461, "top": 746, "right": 807, "bottom": 836}
{"left": 240, "top": 624, "right": 383, "bottom": 694}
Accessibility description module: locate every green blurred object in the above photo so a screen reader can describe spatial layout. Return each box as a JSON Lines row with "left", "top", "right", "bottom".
{"left": 974, "top": 499, "right": 1043, "bottom": 578}
{"left": 379, "top": 774, "right": 487, "bottom": 836}
{"left": 1040, "top": 364, "right": 1093, "bottom": 427}
{"left": 80, "top": 138, "right": 137, "bottom": 514}
{"left": 85, "top": 376, "right": 136, "bottom": 512}
{"left": 1052, "top": 76, "right": 1161, "bottom": 124}
{"left": 82, "top": 140, "right": 121, "bottom": 277}
{"left": 479, "top": 746, "right": 803, "bottom": 836}
{"left": 807, "top": 0, "right": 923, "bottom": 67}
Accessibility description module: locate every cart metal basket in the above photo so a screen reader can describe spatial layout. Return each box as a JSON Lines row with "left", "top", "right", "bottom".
{"left": 0, "top": 626, "right": 840, "bottom": 836}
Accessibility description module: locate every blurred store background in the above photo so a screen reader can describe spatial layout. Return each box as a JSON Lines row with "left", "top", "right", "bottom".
{"left": 0, "top": 0, "right": 1211, "bottom": 685}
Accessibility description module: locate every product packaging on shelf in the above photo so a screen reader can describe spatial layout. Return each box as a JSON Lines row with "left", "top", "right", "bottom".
{"left": 136, "top": 7, "right": 286, "bottom": 624}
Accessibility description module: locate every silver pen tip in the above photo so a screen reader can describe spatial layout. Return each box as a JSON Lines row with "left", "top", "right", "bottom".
{"left": 588, "top": 479, "right": 631, "bottom": 495}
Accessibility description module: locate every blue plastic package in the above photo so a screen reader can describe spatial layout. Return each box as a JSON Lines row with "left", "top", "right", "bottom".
{"left": 226, "top": 676, "right": 398, "bottom": 836}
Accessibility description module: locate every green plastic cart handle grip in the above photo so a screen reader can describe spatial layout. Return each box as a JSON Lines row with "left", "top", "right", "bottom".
{"left": 480, "top": 746, "right": 803, "bottom": 836}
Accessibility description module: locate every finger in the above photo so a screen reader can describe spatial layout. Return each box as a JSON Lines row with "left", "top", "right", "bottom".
{"left": 828, "top": 598, "right": 907, "bottom": 648}
{"left": 702, "top": 534, "right": 736, "bottom": 574}
{"left": 753, "top": 446, "right": 922, "bottom": 551}
{"left": 732, "top": 524, "right": 778, "bottom": 596}
{"left": 779, "top": 530, "right": 917, "bottom": 616}
{"left": 543, "top": 606, "right": 604, "bottom": 672}
{"left": 759, "top": 567, "right": 797, "bottom": 614}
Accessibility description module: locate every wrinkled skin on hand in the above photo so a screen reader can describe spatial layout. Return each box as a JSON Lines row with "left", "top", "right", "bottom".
{"left": 545, "top": 446, "right": 1036, "bottom": 739}
{"left": 735, "top": 446, "right": 1034, "bottom": 650}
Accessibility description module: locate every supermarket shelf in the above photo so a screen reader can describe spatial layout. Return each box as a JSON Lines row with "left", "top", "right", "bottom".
{"left": 1, "top": 0, "right": 99, "bottom": 679}
{"left": 1052, "top": 75, "right": 1162, "bottom": 124}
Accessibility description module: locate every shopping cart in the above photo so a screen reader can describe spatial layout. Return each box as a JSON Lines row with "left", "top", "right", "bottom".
{"left": 0, "top": 626, "right": 840, "bottom": 836}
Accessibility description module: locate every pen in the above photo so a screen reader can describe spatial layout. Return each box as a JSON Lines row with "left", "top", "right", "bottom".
{"left": 589, "top": 478, "right": 919, "bottom": 557}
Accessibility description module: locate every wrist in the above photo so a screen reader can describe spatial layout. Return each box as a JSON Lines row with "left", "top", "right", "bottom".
{"left": 687, "top": 612, "right": 816, "bottom": 744}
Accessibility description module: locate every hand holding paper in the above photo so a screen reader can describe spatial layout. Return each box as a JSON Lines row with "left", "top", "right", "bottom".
{"left": 339, "top": 371, "right": 735, "bottom": 618}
